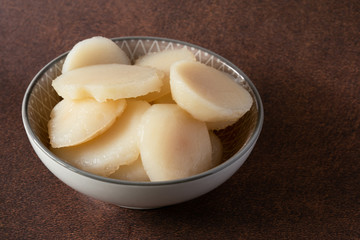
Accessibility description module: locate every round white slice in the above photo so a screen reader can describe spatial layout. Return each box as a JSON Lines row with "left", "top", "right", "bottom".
{"left": 135, "top": 48, "right": 196, "bottom": 75}
{"left": 62, "top": 36, "right": 130, "bottom": 73}
{"left": 52, "top": 64, "right": 163, "bottom": 102}
{"left": 170, "top": 61, "right": 253, "bottom": 122}
{"left": 209, "top": 131, "right": 223, "bottom": 168}
{"left": 135, "top": 48, "right": 196, "bottom": 101}
{"left": 135, "top": 75, "right": 170, "bottom": 102}
{"left": 48, "top": 98, "right": 126, "bottom": 148}
{"left": 139, "top": 104, "right": 212, "bottom": 181}
{"left": 51, "top": 100, "right": 151, "bottom": 176}
{"left": 109, "top": 156, "right": 150, "bottom": 182}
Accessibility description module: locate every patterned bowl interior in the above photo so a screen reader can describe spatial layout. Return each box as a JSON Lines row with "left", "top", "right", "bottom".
{"left": 26, "top": 37, "right": 260, "bottom": 164}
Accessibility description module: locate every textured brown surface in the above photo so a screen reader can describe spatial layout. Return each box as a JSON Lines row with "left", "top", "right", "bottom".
{"left": 1, "top": 0, "right": 359, "bottom": 239}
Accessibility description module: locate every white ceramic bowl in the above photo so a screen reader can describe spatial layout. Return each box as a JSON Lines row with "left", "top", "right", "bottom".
{"left": 22, "top": 37, "right": 264, "bottom": 209}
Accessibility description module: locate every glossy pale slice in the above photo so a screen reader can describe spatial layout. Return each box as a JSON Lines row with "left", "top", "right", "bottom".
{"left": 109, "top": 156, "right": 150, "bottom": 182}
{"left": 209, "top": 131, "right": 223, "bottom": 168}
{"left": 52, "top": 100, "right": 151, "bottom": 176}
{"left": 62, "top": 36, "right": 130, "bottom": 73}
{"left": 139, "top": 104, "right": 212, "bottom": 181}
{"left": 48, "top": 98, "right": 126, "bottom": 148}
{"left": 135, "top": 48, "right": 196, "bottom": 102}
{"left": 52, "top": 64, "right": 163, "bottom": 102}
{"left": 135, "top": 48, "right": 196, "bottom": 74}
{"left": 134, "top": 75, "right": 171, "bottom": 102}
{"left": 170, "top": 61, "right": 253, "bottom": 122}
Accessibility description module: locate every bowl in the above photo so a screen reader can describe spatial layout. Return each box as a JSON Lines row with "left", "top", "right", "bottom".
{"left": 22, "top": 36, "right": 264, "bottom": 209}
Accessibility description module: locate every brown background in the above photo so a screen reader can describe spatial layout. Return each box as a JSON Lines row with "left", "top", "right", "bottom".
{"left": 1, "top": 0, "right": 359, "bottom": 239}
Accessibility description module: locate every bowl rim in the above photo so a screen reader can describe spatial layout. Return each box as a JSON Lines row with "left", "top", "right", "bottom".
{"left": 22, "top": 36, "right": 264, "bottom": 187}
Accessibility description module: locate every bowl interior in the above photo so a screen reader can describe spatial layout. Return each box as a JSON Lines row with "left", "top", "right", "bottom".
{"left": 25, "top": 37, "right": 261, "bottom": 172}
